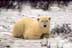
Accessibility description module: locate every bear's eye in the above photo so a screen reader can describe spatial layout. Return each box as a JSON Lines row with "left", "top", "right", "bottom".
{"left": 37, "top": 18, "right": 40, "bottom": 21}
{"left": 41, "top": 20, "right": 44, "bottom": 22}
{"left": 49, "top": 17, "right": 51, "bottom": 20}
{"left": 45, "top": 20, "right": 48, "bottom": 22}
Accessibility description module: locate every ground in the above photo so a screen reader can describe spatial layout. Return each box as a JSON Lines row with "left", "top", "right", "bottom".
{"left": 0, "top": 32, "right": 72, "bottom": 48}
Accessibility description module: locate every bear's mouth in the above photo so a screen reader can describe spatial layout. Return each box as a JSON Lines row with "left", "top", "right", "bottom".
{"left": 43, "top": 25, "right": 47, "bottom": 27}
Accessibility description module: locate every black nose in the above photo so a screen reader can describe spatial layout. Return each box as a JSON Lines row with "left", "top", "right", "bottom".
{"left": 44, "top": 25, "right": 47, "bottom": 27}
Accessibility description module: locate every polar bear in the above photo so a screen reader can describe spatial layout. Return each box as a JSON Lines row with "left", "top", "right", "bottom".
{"left": 12, "top": 16, "right": 51, "bottom": 39}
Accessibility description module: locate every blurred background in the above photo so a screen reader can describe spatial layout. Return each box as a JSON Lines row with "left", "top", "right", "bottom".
{"left": 0, "top": 0, "right": 72, "bottom": 10}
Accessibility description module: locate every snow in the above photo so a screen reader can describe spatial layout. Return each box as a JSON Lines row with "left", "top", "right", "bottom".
{"left": 0, "top": 32, "right": 72, "bottom": 48}
{"left": 0, "top": 2, "right": 72, "bottom": 48}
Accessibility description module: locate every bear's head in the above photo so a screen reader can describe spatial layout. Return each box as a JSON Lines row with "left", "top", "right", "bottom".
{"left": 37, "top": 16, "right": 51, "bottom": 28}
{"left": 37, "top": 16, "right": 51, "bottom": 38}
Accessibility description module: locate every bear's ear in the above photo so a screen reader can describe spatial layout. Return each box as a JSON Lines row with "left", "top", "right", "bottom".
{"left": 37, "top": 18, "right": 40, "bottom": 21}
{"left": 49, "top": 17, "right": 51, "bottom": 20}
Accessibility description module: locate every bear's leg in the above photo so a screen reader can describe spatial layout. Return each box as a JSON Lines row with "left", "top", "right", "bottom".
{"left": 12, "top": 31, "right": 23, "bottom": 39}
{"left": 12, "top": 23, "right": 25, "bottom": 39}
{"left": 40, "top": 33, "right": 49, "bottom": 39}
{"left": 23, "top": 32, "right": 41, "bottom": 39}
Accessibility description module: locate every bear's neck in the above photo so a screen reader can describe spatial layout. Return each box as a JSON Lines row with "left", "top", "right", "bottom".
{"left": 40, "top": 27, "right": 49, "bottom": 33}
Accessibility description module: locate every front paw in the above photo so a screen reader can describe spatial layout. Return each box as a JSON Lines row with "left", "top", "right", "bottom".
{"left": 40, "top": 33, "right": 49, "bottom": 39}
